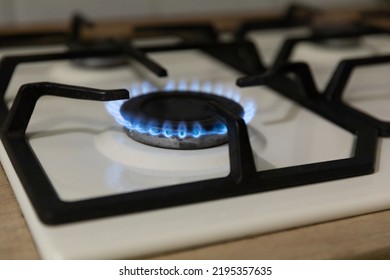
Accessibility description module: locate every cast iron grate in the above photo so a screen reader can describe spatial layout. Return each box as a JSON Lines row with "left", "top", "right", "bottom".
{"left": 0, "top": 72, "right": 378, "bottom": 224}
{"left": 0, "top": 39, "right": 265, "bottom": 124}
{"left": 324, "top": 55, "right": 390, "bottom": 136}
{"left": 0, "top": 39, "right": 379, "bottom": 224}
{"left": 234, "top": 3, "right": 319, "bottom": 39}
{"left": 272, "top": 27, "right": 389, "bottom": 66}
{"left": 133, "top": 23, "right": 218, "bottom": 42}
{"left": 251, "top": 22, "right": 390, "bottom": 135}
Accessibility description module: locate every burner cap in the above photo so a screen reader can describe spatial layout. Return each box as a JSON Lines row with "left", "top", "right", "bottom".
{"left": 69, "top": 39, "right": 127, "bottom": 68}
{"left": 72, "top": 55, "right": 127, "bottom": 68}
{"left": 310, "top": 18, "right": 363, "bottom": 48}
{"left": 120, "top": 91, "right": 244, "bottom": 149}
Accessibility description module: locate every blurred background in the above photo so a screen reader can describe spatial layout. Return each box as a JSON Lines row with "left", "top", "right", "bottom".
{"left": 0, "top": 0, "right": 385, "bottom": 25}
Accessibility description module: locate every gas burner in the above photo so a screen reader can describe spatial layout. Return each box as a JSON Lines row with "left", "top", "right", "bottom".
{"left": 119, "top": 91, "right": 244, "bottom": 149}
{"left": 68, "top": 14, "right": 129, "bottom": 68}
{"left": 272, "top": 25, "right": 385, "bottom": 66}
{"left": 310, "top": 23, "right": 362, "bottom": 48}
{"left": 106, "top": 80, "right": 256, "bottom": 150}
{"left": 69, "top": 39, "right": 128, "bottom": 68}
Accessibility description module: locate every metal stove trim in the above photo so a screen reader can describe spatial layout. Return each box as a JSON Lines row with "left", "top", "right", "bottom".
{"left": 324, "top": 55, "right": 390, "bottom": 136}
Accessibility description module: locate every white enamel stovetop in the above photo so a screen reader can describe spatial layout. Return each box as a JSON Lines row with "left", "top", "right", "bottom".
{"left": 0, "top": 30, "right": 390, "bottom": 259}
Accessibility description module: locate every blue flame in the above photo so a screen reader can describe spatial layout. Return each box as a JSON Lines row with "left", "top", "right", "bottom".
{"left": 105, "top": 79, "right": 255, "bottom": 139}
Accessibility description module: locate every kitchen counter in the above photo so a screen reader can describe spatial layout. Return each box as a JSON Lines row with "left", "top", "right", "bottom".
{"left": 2, "top": 163, "right": 390, "bottom": 260}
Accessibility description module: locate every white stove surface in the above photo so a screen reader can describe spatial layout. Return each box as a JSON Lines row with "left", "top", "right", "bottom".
{"left": 1, "top": 30, "right": 390, "bottom": 259}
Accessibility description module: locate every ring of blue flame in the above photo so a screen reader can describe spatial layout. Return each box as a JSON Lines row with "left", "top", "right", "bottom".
{"left": 105, "top": 79, "right": 256, "bottom": 139}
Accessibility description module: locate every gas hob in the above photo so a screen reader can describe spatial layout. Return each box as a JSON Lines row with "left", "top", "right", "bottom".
{"left": 0, "top": 10, "right": 390, "bottom": 259}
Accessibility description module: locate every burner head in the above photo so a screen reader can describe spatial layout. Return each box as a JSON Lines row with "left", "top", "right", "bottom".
{"left": 72, "top": 55, "right": 126, "bottom": 68}
{"left": 119, "top": 91, "right": 244, "bottom": 149}
{"left": 311, "top": 24, "right": 362, "bottom": 48}
{"left": 69, "top": 39, "right": 127, "bottom": 68}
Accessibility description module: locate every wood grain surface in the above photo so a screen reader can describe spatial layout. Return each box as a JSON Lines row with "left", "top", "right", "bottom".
{"left": 0, "top": 165, "right": 39, "bottom": 260}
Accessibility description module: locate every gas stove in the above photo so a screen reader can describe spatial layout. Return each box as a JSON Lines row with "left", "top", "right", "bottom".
{"left": 0, "top": 8, "right": 390, "bottom": 259}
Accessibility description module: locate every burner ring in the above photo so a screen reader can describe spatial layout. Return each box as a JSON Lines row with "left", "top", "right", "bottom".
{"left": 120, "top": 91, "right": 244, "bottom": 149}
{"left": 69, "top": 39, "right": 128, "bottom": 68}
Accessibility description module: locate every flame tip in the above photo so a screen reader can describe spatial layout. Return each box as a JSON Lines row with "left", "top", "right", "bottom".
{"left": 105, "top": 79, "right": 257, "bottom": 139}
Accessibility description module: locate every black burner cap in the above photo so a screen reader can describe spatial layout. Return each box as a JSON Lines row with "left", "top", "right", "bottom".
{"left": 69, "top": 39, "right": 128, "bottom": 68}
{"left": 310, "top": 22, "right": 364, "bottom": 48}
{"left": 120, "top": 91, "right": 244, "bottom": 149}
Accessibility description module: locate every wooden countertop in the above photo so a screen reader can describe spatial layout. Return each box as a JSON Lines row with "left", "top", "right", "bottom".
{"left": 1, "top": 6, "right": 390, "bottom": 260}
{"left": 0, "top": 6, "right": 388, "bottom": 41}
{"left": 2, "top": 163, "right": 390, "bottom": 260}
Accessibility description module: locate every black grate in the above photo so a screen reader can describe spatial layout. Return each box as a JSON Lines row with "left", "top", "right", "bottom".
{"left": 0, "top": 39, "right": 379, "bottom": 224}
{"left": 133, "top": 23, "right": 218, "bottom": 41}
{"left": 234, "top": 3, "right": 318, "bottom": 39}
{"left": 272, "top": 27, "right": 388, "bottom": 66}
{"left": 323, "top": 55, "right": 390, "bottom": 136}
